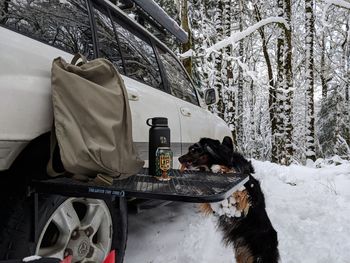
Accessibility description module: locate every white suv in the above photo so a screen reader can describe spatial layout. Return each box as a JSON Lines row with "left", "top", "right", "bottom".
{"left": 0, "top": 0, "right": 231, "bottom": 262}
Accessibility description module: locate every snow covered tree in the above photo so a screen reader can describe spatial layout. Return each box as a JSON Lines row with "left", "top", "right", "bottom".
{"left": 235, "top": 0, "right": 244, "bottom": 149}
{"left": 274, "top": 0, "right": 294, "bottom": 165}
{"left": 157, "top": 0, "right": 350, "bottom": 163}
{"left": 212, "top": 0, "right": 225, "bottom": 119}
{"left": 252, "top": 2, "right": 277, "bottom": 162}
{"left": 305, "top": 0, "right": 316, "bottom": 161}
{"left": 318, "top": 87, "right": 350, "bottom": 158}
{"left": 180, "top": 0, "right": 192, "bottom": 75}
{"left": 222, "top": 0, "right": 237, "bottom": 146}
{"left": 315, "top": 1, "right": 350, "bottom": 160}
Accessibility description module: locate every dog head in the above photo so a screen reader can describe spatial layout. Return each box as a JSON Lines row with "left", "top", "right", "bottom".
{"left": 178, "top": 136, "right": 234, "bottom": 170}
{"left": 179, "top": 136, "right": 254, "bottom": 175}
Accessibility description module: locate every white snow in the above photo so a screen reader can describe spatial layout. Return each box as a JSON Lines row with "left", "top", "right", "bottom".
{"left": 179, "top": 49, "right": 194, "bottom": 59}
{"left": 125, "top": 159, "right": 350, "bottom": 263}
{"left": 322, "top": 0, "right": 350, "bottom": 27}
{"left": 324, "top": 0, "right": 350, "bottom": 9}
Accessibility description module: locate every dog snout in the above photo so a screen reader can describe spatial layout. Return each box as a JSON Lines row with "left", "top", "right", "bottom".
{"left": 178, "top": 154, "right": 189, "bottom": 164}
{"left": 178, "top": 155, "right": 185, "bottom": 163}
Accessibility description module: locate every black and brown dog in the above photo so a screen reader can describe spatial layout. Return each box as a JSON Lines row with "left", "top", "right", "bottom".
{"left": 179, "top": 137, "right": 279, "bottom": 263}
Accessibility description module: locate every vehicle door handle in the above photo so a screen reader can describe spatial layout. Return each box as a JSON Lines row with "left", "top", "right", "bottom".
{"left": 128, "top": 90, "right": 139, "bottom": 101}
{"left": 180, "top": 107, "right": 192, "bottom": 117}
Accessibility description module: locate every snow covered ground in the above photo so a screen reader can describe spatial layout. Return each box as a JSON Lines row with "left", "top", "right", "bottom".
{"left": 125, "top": 159, "right": 350, "bottom": 263}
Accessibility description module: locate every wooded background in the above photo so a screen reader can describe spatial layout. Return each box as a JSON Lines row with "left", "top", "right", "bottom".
{"left": 155, "top": 0, "right": 350, "bottom": 165}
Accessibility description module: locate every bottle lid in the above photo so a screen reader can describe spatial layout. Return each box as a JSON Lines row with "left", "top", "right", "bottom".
{"left": 156, "top": 147, "right": 171, "bottom": 150}
{"left": 146, "top": 117, "right": 168, "bottom": 127}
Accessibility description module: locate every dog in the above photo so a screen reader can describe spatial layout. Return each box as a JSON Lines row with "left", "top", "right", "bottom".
{"left": 179, "top": 137, "right": 279, "bottom": 263}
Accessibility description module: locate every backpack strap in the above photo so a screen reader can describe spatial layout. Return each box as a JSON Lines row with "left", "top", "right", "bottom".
{"left": 70, "top": 53, "right": 87, "bottom": 66}
{"left": 47, "top": 124, "right": 66, "bottom": 177}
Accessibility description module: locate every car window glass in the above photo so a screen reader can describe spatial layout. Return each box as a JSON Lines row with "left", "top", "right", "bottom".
{"left": 93, "top": 6, "right": 123, "bottom": 73}
{"left": 111, "top": 17, "right": 162, "bottom": 89}
{"left": 0, "top": 0, "right": 94, "bottom": 58}
{"left": 157, "top": 47, "right": 198, "bottom": 105}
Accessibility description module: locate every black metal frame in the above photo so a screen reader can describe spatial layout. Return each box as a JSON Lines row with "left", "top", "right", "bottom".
{"left": 128, "top": 0, "right": 188, "bottom": 44}
{"left": 31, "top": 170, "right": 248, "bottom": 203}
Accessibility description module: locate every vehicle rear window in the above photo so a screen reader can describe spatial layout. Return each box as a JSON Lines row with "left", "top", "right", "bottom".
{"left": 0, "top": 0, "right": 94, "bottom": 58}
{"left": 157, "top": 47, "right": 198, "bottom": 105}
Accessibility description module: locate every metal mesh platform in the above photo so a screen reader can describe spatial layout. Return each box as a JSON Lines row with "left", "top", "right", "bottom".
{"left": 32, "top": 169, "right": 249, "bottom": 203}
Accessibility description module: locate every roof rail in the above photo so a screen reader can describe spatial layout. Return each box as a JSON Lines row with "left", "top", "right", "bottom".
{"left": 118, "top": 0, "right": 188, "bottom": 43}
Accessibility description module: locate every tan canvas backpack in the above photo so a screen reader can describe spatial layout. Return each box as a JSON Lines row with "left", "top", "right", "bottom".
{"left": 47, "top": 54, "right": 144, "bottom": 179}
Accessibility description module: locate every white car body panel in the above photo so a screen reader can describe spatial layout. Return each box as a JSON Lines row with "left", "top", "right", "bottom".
{"left": 124, "top": 76, "right": 181, "bottom": 144}
{"left": 175, "top": 96, "right": 232, "bottom": 152}
{"left": 124, "top": 76, "right": 181, "bottom": 167}
{"left": 0, "top": 25, "right": 232, "bottom": 171}
{"left": 0, "top": 27, "right": 72, "bottom": 169}
{"left": 0, "top": 27, "right": 71, "bottom": 141}
{"left": 174, "top": 98, "right": 213, "bottom": 142}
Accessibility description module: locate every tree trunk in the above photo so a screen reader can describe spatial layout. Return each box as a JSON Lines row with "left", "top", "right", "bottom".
{"left": 222, "top": 0, "right": 237, "bottom": 147}
{"left": 283, "top": 0, "right": 293, "bottom": 164}
{"left": 275, "top": 0, "right": 294, "bottom": 165}
{"left": 236, "top": 0, "right": 244, "bottom": 148}
{"left": 274, "top": 0, "right": 285, "bottom": 163}
{"left": 321, "top": 31, "right": 328, "bottom": 98}
{"left": 181, "top": 0, "right": 192, "bottom": 76}
{"left": 305, "top": 0, "right": 316, "bottom": 161}
{"left": 213, "top": 0, "right": 225, "bottom": 119}
{"left": 343, "top": 18, "right": 350, "bottom": 150}
{"left": 253, "top": 3, "right": 277, "bottom": 162}
{"left": 249, "top": 78, "right": 257, "bottom": 158}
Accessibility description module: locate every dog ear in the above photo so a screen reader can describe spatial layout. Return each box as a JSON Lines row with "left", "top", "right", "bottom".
{"left": 222, "top": 136, "right": 233, "bottom": 150}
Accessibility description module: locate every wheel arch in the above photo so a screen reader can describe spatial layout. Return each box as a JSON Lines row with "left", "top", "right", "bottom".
{"left": 3, "top": 132, "right": 52, "bottom": 180}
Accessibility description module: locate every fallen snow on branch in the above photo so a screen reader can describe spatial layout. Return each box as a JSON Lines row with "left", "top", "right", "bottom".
{"left": 322, "top": 0, "right": 350, "bottom": 27}
{"left": 179, "top": 49, "right": 194, "bottom": 59}
{"left": 205, "top": 17, "right": 289, "bottom": 56}
{"left": 323, "top": 0, "right": 350, "bottom": 9}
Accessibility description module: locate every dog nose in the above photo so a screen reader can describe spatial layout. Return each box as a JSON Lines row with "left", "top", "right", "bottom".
{"left": 178, "top": 156, "right": 185, "bottom": 163}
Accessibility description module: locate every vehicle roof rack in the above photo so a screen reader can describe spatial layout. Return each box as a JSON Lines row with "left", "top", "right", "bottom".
{"left": 117, "top": 0, "right": 188, "bottom": 44}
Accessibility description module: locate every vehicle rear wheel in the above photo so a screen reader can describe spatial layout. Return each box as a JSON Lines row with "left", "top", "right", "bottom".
{"left": 0, "top": 194, "right": 127, "bottom": 263}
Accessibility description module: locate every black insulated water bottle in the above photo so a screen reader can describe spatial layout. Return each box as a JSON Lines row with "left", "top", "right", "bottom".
{"left": 146, "top": 117, "right": 170, "bottom": 176}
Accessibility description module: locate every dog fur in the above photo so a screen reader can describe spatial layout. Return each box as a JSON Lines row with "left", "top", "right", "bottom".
{"left": 179, "top": 137, "right": 279, "bottom": 263}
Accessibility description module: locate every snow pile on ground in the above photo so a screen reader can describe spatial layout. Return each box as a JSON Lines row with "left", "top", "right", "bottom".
{"left": 125, "top": 159, "right": 350, "bottom": 263}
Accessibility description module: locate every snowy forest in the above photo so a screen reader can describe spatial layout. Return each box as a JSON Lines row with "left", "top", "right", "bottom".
{"left": 153, "top": 0, "right": 350, "bottom": 165}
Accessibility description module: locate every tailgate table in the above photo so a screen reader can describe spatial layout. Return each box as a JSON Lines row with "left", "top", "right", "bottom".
{"left": 32, "top": 169, "right": 248, "bottom": 203}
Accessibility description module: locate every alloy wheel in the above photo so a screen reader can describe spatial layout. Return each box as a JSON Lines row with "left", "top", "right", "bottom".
{"left": 36, "top": 197, "right": 113, "bottom": 262}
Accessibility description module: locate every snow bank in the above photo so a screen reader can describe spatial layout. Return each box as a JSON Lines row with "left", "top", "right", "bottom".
{"left": 125, "top": 160, "right": 350, "bottom": 263}
{"left": 252, "top": 160, "right": 350, "bottom": 263}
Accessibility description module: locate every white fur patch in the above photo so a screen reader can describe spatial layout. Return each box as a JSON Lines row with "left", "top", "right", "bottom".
{"left": 210, "top": 194, "right": 241, "bottom": 218}
{"left": 211, "top": 165, "right": 222, "bottom": 173}
{"left": 239, "top": 185, "right": 246, "bottom": 191}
